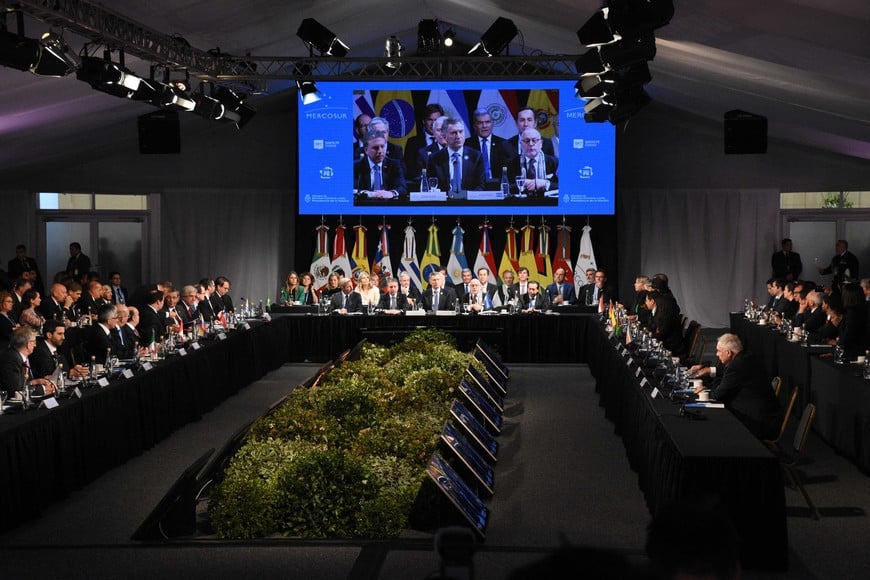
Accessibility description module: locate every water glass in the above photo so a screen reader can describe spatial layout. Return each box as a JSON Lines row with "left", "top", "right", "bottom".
{"left": 834, "top": 345, "right": 844, "bottom": 364}
{"left": 515, "top": 177, "right": 525, "bottom": 194}
{"left": 428, "top": 177, "right": 439, "bottom": 191}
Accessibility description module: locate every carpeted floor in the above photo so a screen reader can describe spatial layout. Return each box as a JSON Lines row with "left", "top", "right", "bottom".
{"left": 0, "top": 361, "right": 868, "bottom": 579}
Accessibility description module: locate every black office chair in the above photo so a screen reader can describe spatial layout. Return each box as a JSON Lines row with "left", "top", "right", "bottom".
{"left": 778, "top": 403, "right": 820, "bottom": 520}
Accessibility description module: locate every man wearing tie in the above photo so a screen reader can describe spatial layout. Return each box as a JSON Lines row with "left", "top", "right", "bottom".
{"left": 464, "top": 279, "right": 492, "bottom": 313}
{"left": 109, "top": 272, "right": 128, "bottom": 305}
{"left": 546, "top": 268, "right": 577, "bottom": 306}
{"left": 455, "top": 269, "right": 474, "bottom": 303}
{"left": 29, "top": 320, "right": 89, "bottom": 379}
{"left": 508, "top": 127, "right": 559, "bottom": 197}
{"left": 176, "top": 286, "right": 200, "bottom": 331}
{"left": 113, "top": 305, "right": 138, "bottom": 359}
{"left": 466, "top": 108, "right": 507, "bottom": 184}
{"left": 422, "top": 272, "right": 457, "bottom": 312}
{"left": 427, "top": 118, "right": 485, "bottom": 194}
{"left": 330, "top": 278, "right": 363, "bottom": 314}
{"left": 377, "top": 279, "right": 408, "bottom": 313}
{"left": 520, "top": 281, "right": 550, "bottom": 313}
{"left": 403, "top": 103, "right": 445, "bottom": 179}
{"left": 353, "top": 130, "right": 408, "bottom": 200}
{"left": 0, "top": 327, "right": 56, "bottom": 400}
{"left": 500, "top": 106, "right": 557, "bottom": 165}
{"left": 38, "top": 283, "right": 69, "bottom": 322}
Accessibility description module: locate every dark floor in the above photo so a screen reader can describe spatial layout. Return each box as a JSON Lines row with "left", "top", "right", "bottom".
{"left": 0, "top": 360, "right": 867, "bottom": 580}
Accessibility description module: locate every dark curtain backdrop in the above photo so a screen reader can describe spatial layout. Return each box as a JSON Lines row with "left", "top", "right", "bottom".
{"left": 618, "top": 189, "right": 779, "bottom": 328}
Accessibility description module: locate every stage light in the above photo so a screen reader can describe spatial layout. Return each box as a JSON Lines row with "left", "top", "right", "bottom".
{"left": 577, "top": 8, "right": 618, "bottom": 47}
{"left": 296, "top": 18, "right": 349, "bottom": 57}
{"left": 297, "top": 80, "right": 322, "bottom": 105}
{"left": 214, "top": 86, "right": 257, "bottom": 129}
{"left": 575, "top": 73, "right": 616, "bottom": 99}
{"left": 31, "top": 32, "right": 78, "bottom": 76}
{"left": 159, "top": 83, "right": 196, "bottom": 111}
{"left": 443, "top": 28, "right": 456, "bottom": 48}
{"left": 606, "top": 0, "right": 674, "bottom": 39}
{"left": 384, "top": 35, "right": 403, "bottom": 69}
{"left": 417, "top": 19, "right": 441, "bottom": 53}
{"left": 0, "top": 29, "right": 39, "bottom": 71}
{"left": 575, "top": 48, "right": 608, "bottom": 77}
{"left": 599, "top": 32, "right": 656, "bottom": 69}
{"left": 468, "top": 17, "right": 518, "bottom": 57}
{"left": 76, "top": 55, "right": 150, "bottom": 99}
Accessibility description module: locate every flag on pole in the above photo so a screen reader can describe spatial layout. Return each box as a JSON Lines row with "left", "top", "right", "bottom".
{"left": 497, "top": 225, "right": 520, "bottom": 284}
{"left": 472, "top": 223, "right": 499, "bottom": 282}
{"left": 398, "top": 224, "right": 423, "bottom": 292}
{"left": 419, "top": 223, "right": 442, "bottom": 289}
{"left": 330, "top": 224, "right": 353, "bottom": 281}
{"left": 427, "top": 90, "right": 470, "bottom": 131}
{"left": 476, "top": 90, "right": 517, "bottom": 140}
{"left": 535, "top": 222, "right": 553, "bottom": 286}
{"left": 372, "top": 223, "right": 393, "bottom": 279}
{"left": 552, "top": 223, "right": 573, "bottom": 282}
{"left": 310, "top": 223, "right": 332, "bottom": 291}
{"left": 353, "top": 90, "right": 375, "bottom": 119}
{"left": 374, "top": 90, "right": 417, "bottom": 153}
{"left": 446, "top": 224, "right": 469, "bottom": 284}
{"left": 351, "top": 224, "right": 371, "bottom": 280}
{"left": 518, "top": 224, "right": 538, "bottom": 287}
{"left": 574, "top": 224, "right": 597, "bottom": 295}
{"left": 526, "top": 89, "right": 559, "bottom": 139}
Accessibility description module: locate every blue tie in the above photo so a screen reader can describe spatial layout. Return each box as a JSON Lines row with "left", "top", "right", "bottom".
{"left": 372, "top": 164, "right": 382, "bottom": 190}
{"left": 451, "top": 152, "right": 461, "bottom": 193}
{"left": 481, "top": 138, "right": 490, "bottom": 179}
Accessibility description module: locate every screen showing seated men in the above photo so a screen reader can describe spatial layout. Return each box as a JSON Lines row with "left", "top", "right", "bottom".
{"left": 297, "top": 80, "right": 615, "bottom": 216}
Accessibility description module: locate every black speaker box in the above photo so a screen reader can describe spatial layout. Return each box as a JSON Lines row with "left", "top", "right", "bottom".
{"left": 724, "top": 110, "right": 767, "bottom": 154}
{"left": 138, "top": 110, "right": 181, "bottom": 154}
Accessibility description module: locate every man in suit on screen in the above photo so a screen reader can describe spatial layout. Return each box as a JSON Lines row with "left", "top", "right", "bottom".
{"left": 354, "top": 130, "right": 408, "bottom": 200}
{"left": 426, "top": 118, "right": 485, "bottom": 194}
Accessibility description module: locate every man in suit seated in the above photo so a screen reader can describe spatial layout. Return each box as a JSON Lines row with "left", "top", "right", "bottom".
{"left": 545, "top": 267, "right": 577, "bottom": 306}
{"left": 422, "top": 271, "right": 457, "bottom": 312}
{"left": 498, "top": 270, "right": 517, "bottom": 306}
{"left": 112, "top": 304, "right": 139, "bottom": 359}
{"left": 398, "top": 272, "right": 422, "bottom": 309}
{"left": 520, "top": 280, "right": 550, "bottom": 313}
{"left": 368, "top": 116, "right": 404, "bottom": 162}
{"left": 477, "top": 268, "right": 498, "bottom": 301}
{"left": 39, "top": 282, "right": 69, "bottom": 323}
{"left": 138, "top": 290, "right": 166, "bottom": 344}
{"left": 500, "top": 106, "right": 556, "bottom": 166}
{"left": 85, "top": 304, "right": 119, "bottom": 361}
{"left": 108, "top": 271, "right": 129, "bottom": 305}
{"left": 577, "top": 268, "right": 597, "bottom": 306}
{"left": 508, "top": 127, "right": 559, "bottom": 197}
{"left": 426, "top": 118, "right": 486, "bottom": 195}
{"left": 176, "top": 285, "right": 200, "bottom": 331}
{"left": 465, "top": 107, "right": 507, "bottom": 185}
{"left": 454, "top": 268, "right": 474, "bottom": 303}
{"left": 330, "top": 278, "right": 363, "bottom": 314}
{"left": 463, "top": 279, "right": 494, "bottom": 313}
{"left": 213, "top": 276, "right": 234, "bottom": 314}
{"left": 377, "top": 278, "right": 408, "bottom": 314}
{"left": 29, "top": 320, "right": 89, "bottom": 380}
{"left": 354, "top": 130, "right": 408, "bottom": 200}
{"left": 0, "top": 327, "right": 56, "bottom": 400}
{"left": 411, "top": 115, "right": 448, "bottom": 186}
{"left": 690, "top": 334, "right": 780, "bottom": 439}
{"left": 352, "top": 113, "right": 371, "bottom": 162}
{"left": 403, "top": 103, "right": 445, "bottom": 181}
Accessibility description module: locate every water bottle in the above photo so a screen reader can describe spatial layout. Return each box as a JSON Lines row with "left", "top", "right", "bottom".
{"left": 57, "top": 363, "right": 65, "bottom": 394}
{"left": 89, "top": 355, "right": 97, "bottom": 384}
{"left": 104, "top": 347, "right": 112, "bottom": 376}
{"left": 863, "top": 357, "right": 870, "bottom": 380}
{"left": 500, "top": 167, "right": 510, "bottom": 197}
{"left": 420, "top": 168, "right": 429, "bottom": 192}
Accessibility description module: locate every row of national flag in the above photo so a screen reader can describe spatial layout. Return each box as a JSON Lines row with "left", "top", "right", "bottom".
{"left": 309, "top": 220, "right": 598, "bottom": 295}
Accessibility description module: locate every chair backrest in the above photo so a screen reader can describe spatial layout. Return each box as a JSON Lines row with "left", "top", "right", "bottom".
{"left": 683, "top": 321, "right": 701, "bottom": 353}
{"left": 691, "top": 335, "right": 707, "bottom": 361}
{"left": 771, "top": 376, "right": 783, "bottom": 398}
{"left": 776, "top": 386, "right": 799, "bottom": 439}
{"left": 792, "top": 403, "right": 816, "bottom": 456}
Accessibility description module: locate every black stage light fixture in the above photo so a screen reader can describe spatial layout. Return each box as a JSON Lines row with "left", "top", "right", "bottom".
{"left": 31, "top": 32, "right": 79, "bottom": 76}
{"left": 606, "top": 0, "right": 674, "bottom": 39}
{"left": 159, "top": 82, "right": 196, "bottom": 111}
{"left": 76, "top": 54, "right": 149, "bottom": 100}
{"left": 417, "top": 19, "right": 441, "bottom": 53}
{"left": 296, "top": 18, "right": 349, "bottom": 57}
{"left": 384, "top": 35, "right": 404, "bottom": 69}
{"left": 443, "top": 27, "right": 456, "bottom": 48}
{"left": 599, "top": 32, "right": 656, "bottom": 69}
{"left": 0, "top": 29, "right": 39, "bottom": 71}
{"left": 468, "top": 17, "right": 518, "bottom": 56}
{"left": 297, "top": 79, "right": 322, "bottom": 105}
{"left": 575, "top": 47, "right": 608, "bottom": 77}
{"left": 577, "top": 8, "right": 617, "bottom": 47}
{"left": 214, "top": 86, "right": 256, "bottom": 129}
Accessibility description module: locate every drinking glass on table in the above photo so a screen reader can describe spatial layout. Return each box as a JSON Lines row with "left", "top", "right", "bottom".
{"left": 515, "top": 177, "right": 526, "bottom": 195}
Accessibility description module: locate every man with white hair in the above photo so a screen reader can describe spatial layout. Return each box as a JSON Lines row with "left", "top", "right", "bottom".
{"left": 690, "top": 333, "right": 779, "bottom": 439}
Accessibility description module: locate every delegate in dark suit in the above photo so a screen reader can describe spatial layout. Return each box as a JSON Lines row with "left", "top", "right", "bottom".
{"left": 520, "top": 292, "right": 550, "bottom": 312}
{"left": 0, "top": 312, "right": 15, "bottom": 349}
{"left": 354, "top": 140, "right": 403, "bottom": 163}
{"left": 353, "top": 156, "right": 408, "bottom": 198}
{"left": 426, "top": 147, "right": 486, "bottom": 193}
{"left": 545, "top": 281, "right": 577, "bottom": 305}
{"left": 0, "top": 349, "right": 27, "bottom": 399}
{"left": 709, "top": 351, "right": 780, "bottom": 439}
{"left": 330, "top": 291, "right": 363, "bottom": 313}
{"left": 138, "top": 305, "right": 166, "bottom": 343}
{"left": 821, "top": 250, "right": 860, "bottom": 286}
{"left": 85, "top": 325, "right": 114, "bottom": 360}
{"left": 771, "top": 250, "right": 802, "bottom": 281}
{"left": 377, "top": 292, "right": 408, "bottom": 311}
{"left": 421, "top": 286, "right": 458, "bottom": 312}
{"left": 465, "top": 134, "right": 508, "bottom": 181}
{"left": 29, "top": 337, "right": 70, "bottom": 380}
{"left": 500, "top": 135, "right": 555, "bottom": 164}
{"left": 507, "top": 153, "right": 559, "bottom": 195}
{"left": 38, "top": 297, "right": 65, "bottom": 322}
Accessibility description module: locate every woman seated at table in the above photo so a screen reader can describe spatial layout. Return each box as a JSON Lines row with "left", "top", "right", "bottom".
{"left": 320, "top": 273, "right": 342, "bottom": 300}
{"left": 817, "top": 295, "right": 843, "bottom": 344}
{"left": 279, "top": 271, "right": 304, "bottom": 305}
{"left": 644, "top": 291, "right": 682, "bottom": 353}
{"left": 355, "top": 272, "right": 380, "bottom": 307}
{"left": 18, "top": 289, "right": 46, "bottom": 332}
{"left": 0, "top": 291, "right": 19, "bottom": 349}
{"left": 298, "top": 271, "right": 319, "bottom": 305}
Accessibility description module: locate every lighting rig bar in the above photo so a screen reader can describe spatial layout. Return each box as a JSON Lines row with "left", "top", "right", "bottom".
{"left": 10, "top": 0, "right": 580, "bottom": 85}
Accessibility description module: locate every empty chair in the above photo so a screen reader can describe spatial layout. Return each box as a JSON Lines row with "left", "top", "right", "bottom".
{"left": 778, "top": 403, "right": 820, "bottom": 520}
{"left": 763, "top": 385, "right": 799, "bottom": 452}
{"left": 771, "top": 376, "right": 783, "bottom": 398}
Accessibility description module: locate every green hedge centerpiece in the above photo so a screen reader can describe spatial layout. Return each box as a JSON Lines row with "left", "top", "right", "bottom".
{"left": 209, "top": 329, "right": 481, "bottom": 539}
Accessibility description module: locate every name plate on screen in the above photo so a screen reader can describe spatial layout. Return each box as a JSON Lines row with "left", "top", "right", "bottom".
{"left": 404, "top": 309, "right": 425, "bottom": 316}
{"left": 410, "top": 191, "right": 447, "bottom": 202}
{"left": 435, "top": 310, "right": 457, "bottom": 316}
{"left": 240, "top": 322, "right": 251, "bottom": 331}
{"left": 73, "top": 387, "right": 82, "bottom": 399}
{"left": 142, "top": 362, "right": 153, "bottom": 371}
{"left": 217, "top": 332, "right": 227, "bottom": 341}
{"left": 191, "top": 342, "right": 201, "bottom": 350}
{"left": 651, "top": 387, "right": 660, "bottom": 399}
{"left": 40, "top": 397, "right": 59, "bottom": 409}
{"left": 122, "top": 369, "right": 134, "bottom": 379}
{"left": 467, "top": 190, "right": 503, "bottom": 201}
{"left": 97, "top": 377, "right": 110, "bottom": 388}
{"left": 178, "top": 348, "right": 187, "bottom": 357}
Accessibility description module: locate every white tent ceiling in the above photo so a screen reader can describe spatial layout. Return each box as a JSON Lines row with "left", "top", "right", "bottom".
{"left": 0, "top": 0, "right": 868, "bottom": 174}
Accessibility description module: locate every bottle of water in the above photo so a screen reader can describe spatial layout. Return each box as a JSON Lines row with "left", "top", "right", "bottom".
{"left": 57, "top": 363, "right": 65, "bottom": 394}
{"left": 89, "top": 355, "right": 97, "bottom": 384}
{"left": 104, "top": 347, "right": 112, "bottom": 376}
{"left": 863, "top": 356, "right": 870, "bottom": 380}
{"left": 420, "top": 168, "right": 430, "bottom": 192}
{"left": 500, "top": 167, "right": 510, "bottom": 197}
